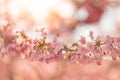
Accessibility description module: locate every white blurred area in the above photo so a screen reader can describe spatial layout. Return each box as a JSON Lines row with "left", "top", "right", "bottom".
{"left": 74, "top": 5, "right": 120, "bottom": 40}
{"left": 0, "top": 0, "right": 120, "bottom": 40}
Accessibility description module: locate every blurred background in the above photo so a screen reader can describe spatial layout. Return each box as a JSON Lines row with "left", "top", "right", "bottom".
{"left": 0, "top": 0, "right": 120, "bottom": 80}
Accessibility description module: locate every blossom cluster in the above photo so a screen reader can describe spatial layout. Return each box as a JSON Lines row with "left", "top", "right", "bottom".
{"left": 0, "top": 24, "right": 120, "bottom": 65}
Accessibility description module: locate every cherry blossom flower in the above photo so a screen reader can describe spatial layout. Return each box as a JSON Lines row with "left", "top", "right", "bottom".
{"left": 1, "top": 25, "right": 120, "bottom": 65}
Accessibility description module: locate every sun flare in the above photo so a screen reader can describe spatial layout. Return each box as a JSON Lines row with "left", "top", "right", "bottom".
{"left": 8, "top": 0, "right": 64, "bottom": 22}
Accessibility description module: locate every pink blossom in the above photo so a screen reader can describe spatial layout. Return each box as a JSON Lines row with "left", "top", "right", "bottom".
{"left": 80, "top": 36, "right": 86, "bottom": 45}
{"left": 89, "top": 31, "right": 94, "bottom": 40}
{"left": 1, "top": 26, "right": 120, "bottom": 65}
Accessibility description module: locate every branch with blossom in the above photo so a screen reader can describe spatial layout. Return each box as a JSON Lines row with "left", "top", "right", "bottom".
{"left": 0, "top": 25, "right": 120, "bottom": 65}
